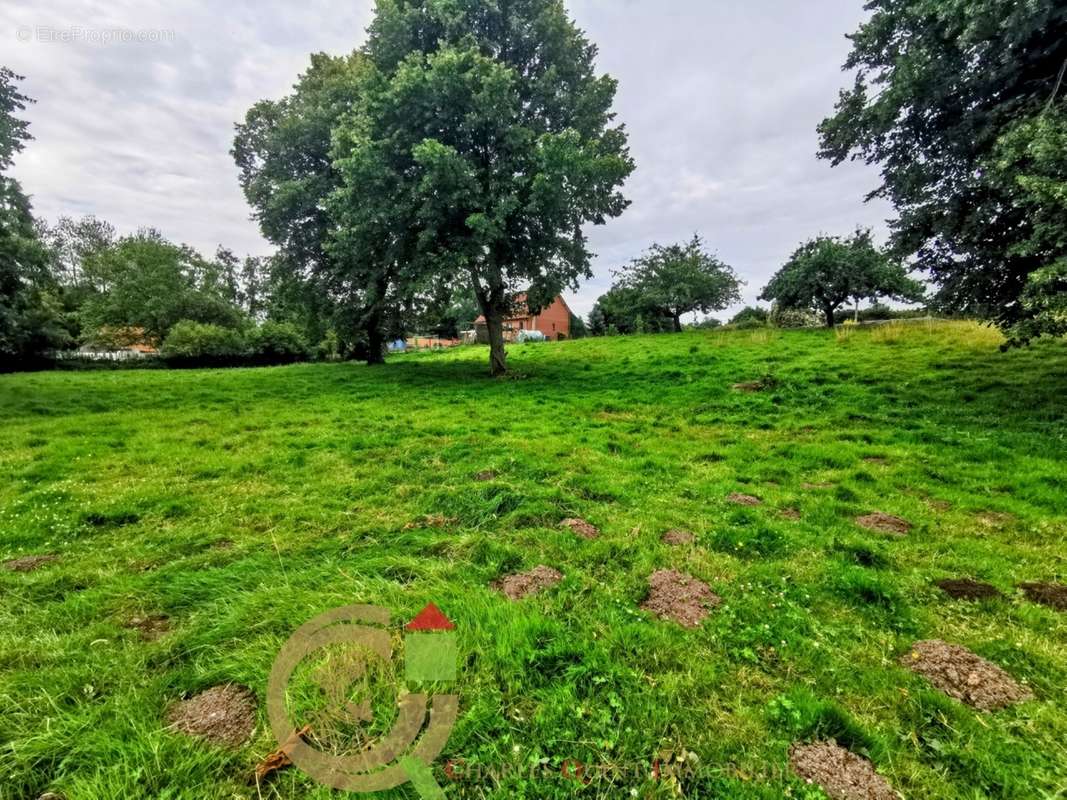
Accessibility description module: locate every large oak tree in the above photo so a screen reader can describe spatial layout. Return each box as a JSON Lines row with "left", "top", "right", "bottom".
{"left": 818, "top": 0, "right": 1067, "bottom": 341}
{"left": 334, "top": 0, "right": 634, "bottom": 374}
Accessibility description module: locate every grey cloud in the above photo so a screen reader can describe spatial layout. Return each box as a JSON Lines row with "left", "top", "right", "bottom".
{"left": 3, "top": 0, "right": 890, "bottom": 320}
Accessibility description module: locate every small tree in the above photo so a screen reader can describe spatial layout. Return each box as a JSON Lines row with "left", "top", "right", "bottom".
{"left": 614, "top": 236, "right": 741, "bottom": 332}
{"left": 759, "top": 230, "right": 924, "bottom": 327}
{"left": 587, "top": 303, "right": 607, "bottom": 336}
{"left": 569, "top": 312, "right": 588, "bottom": 339}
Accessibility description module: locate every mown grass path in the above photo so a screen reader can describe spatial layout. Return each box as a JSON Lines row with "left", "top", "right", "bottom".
{"left": 1, "top": 322, "right": 1065, "bottom": 798}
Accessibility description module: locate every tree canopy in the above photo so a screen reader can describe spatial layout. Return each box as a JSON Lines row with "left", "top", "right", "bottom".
{"left": 818, "top": 0, "right": 1067, "bottom": 341}
{"left": 759, "top": 230, "right": 924, "bottom": 327}
{"left": 588, "top": 285, "right": 673, "bottom": 335}
{"left": 1, "top": 67, "right": 62, "bottom": 364}
{"left": 233, "top": 52, "right": 371, "bottom": 355}
{"left": 613, "top": 235, "right": 741, "bottom": 332}
{"left": 332, "top": 0, "right": 634, "bottom": 374}
{"left": 78, "top": 231, "right": 245, "bottom": 345}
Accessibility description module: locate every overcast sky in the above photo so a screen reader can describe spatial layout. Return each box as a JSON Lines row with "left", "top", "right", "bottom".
{"left": 2, "top": 0, "right": 892, "bottom": 319}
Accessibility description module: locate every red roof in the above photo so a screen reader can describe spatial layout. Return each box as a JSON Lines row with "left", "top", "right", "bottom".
{"left": 405, "top": 602, "right": 455, "bottom": 631}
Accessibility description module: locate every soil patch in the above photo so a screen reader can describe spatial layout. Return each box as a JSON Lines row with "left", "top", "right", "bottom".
{"left": 936, "top": 578, "right": 1001, "bottom": 601}
{"left": 977, "top": 511, "right": 1014, "bottom": 528}
{"left": 901, "top": 639, "right": 1032, "bottom": 710}
{"left": 641, "top": 569, "right": 720, "bottom": 627}
{"left": 727, "top": 492, "right": 762, "bottom": 506}
{"left": 403, "top": 514, "right": 457, "bottom": 530}
{"left": 561, "top": 518, "right": 600, "bottom": 539}
{"left": 662, "top": 529, "right": 695, "bottom": 545}
{"left": 855, "top": 513, "right": 910, "bottom": 536}
{"left": 1019, "top": 582, "right": 1067, "bottom": 611}
{"left": 731, "top": 380, "right": 766, "bottom": 393}
{"left": 166, "top": 684, "right": 257, "bottom": 748}
{"left": 126, "top": 614, "right": 171, "bottom": 641}
{"left": 789, "top": 740, "right": 895, "bottom": 800}
{"left": 780, "top": 507, "right": 801, "bottom": 520}
{"left": 493, "top": 565, "right": 563, "bottom": 600}
{"left": 474, "top": 469, "right": 499, "bottom": 481}
{"left": 3, "top": 554, "right": 58, "bottom": 572}
{"left": 801, "top": 482, "right": 833, "bottom": 490}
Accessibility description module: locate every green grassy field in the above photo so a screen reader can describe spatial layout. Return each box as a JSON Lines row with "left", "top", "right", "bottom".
{"left": 1, "top": 321, "right": 1065, "bottom": 799}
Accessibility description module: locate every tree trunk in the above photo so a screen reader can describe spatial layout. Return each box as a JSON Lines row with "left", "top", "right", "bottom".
{"left": 365, "top": 308, "right": 385, "bottom": 365}
{"left": 485, "top": 306, "right": 507, "bottom": 376}
{"left": 672, "top": 312, "right": 682, "bottom": 333}
{"left": 823, "top": 302, "right": 836, "bottom": 328}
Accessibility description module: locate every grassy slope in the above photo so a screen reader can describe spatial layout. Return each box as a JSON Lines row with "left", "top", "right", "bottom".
{"left": 0, "top": 321, "right": 1065, "bottom": 799}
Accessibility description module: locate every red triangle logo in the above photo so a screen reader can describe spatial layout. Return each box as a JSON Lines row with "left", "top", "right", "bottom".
{"left": 405, "top": 602, "right": 455, "bottom": 631}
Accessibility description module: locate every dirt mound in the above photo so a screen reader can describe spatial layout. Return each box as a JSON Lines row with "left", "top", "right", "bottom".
{"left": 3, "top": 554, "right": 58, "bottom": 572}
{"left": 727, "top": 492, "right": 762, "bottom": 506}
{"left": 166, "top": 684, "right": 257, "bottom": 748}
{"left": 855, "top": 513, "right": 910, "bottom": 536}
{"left": 789, "top": 740, "right": 895, "bottom": 800}
{"left": 731, "top": 380, "right": 765, "bottom": 392}
{"left": 936, "top": 578, "right": 1001, "bottom": 601}
{"left": 662, "top": 529, "right": 695, "bottom": 545}
{"left": 780, "top": 507, "right": 801, "bottom": 520}
{"left": 641, "top": 569, "right": 720, "bottom": 627}
{"left": 1019, "top": 582, "right": 1067, "bottom": 611}
{"left": 901, "top": 640, "right": 1032, "bottom": 710}
{"left": 126, "top": 614, "right": 171, "bottom": 641}
{"left": 561, "top": 518, "right": 600, "bottom": 539}
{"left": 474, "top": 469, "right": 498, "bottom": 481}
{"left": 493, "top": 565, "right": 563, "bottom": 600}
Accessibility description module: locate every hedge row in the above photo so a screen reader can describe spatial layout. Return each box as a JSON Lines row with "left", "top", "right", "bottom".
{"left": 161, "top": 321, "right": 310, "bottom": 367}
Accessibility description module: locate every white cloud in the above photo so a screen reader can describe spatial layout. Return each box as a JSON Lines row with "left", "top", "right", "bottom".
{"left": 2, "top": 0, "right": 891, "bottom": 320}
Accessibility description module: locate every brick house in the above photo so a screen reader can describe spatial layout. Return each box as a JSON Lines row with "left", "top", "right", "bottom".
{"left": 474, "top": 293, "right": 573, "bottom": 342}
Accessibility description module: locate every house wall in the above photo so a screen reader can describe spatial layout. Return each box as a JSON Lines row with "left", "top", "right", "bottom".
{"left": 529, "top": 298, "right": 571, "bottom": 339}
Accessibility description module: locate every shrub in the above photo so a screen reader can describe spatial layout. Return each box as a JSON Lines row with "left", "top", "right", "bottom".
{"left": 316, "top": 330, "right": 341, "bottom": 361}
{"left": 729, "top": 306, "right": 769, "bottom": 328}
{"left": 161, "top": 321, "right": 247, "bottom": 366}
{"left": 769, "top": 305, "right": 819, "bottom": 328}
{"left": 247, "top": 321, "right": 309, "bottom": 364}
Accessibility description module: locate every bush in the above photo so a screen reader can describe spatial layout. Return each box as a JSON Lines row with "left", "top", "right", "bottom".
{"left": 316, "top": 330, "right": 341, "bottom": 361}
{"left": 769, "top": 305, "right": 819, "bottom": 328}
{"left": 729, "top": 306, "right": 769, "bottom": 327}
{"left": 247, "top": 321, "right": 309, "bottom": 364}
{"left": 161, "top": 321, "right": 247, "bottom": 366}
